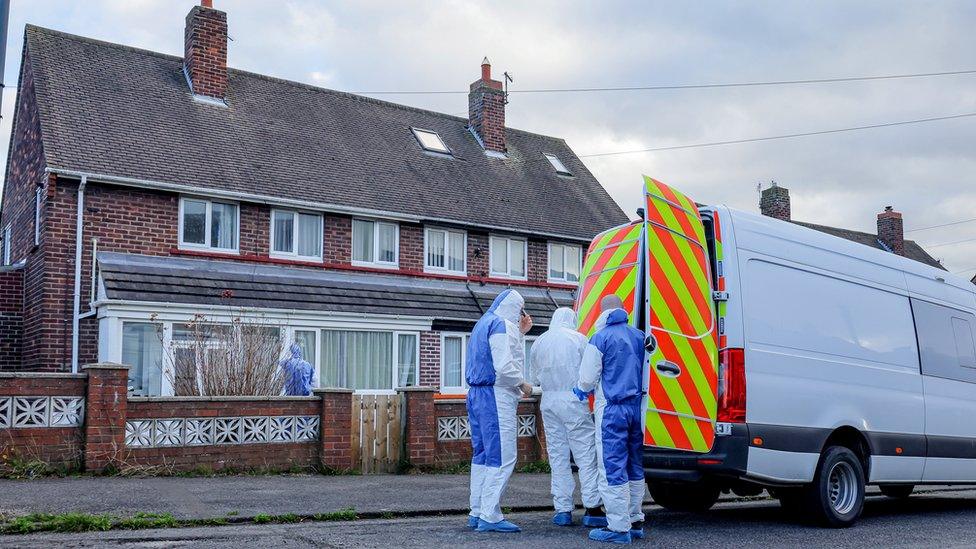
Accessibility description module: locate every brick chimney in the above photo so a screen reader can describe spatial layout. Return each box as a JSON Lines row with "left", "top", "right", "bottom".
{"left": 184, "top": 0, "right": 228, "bottom": 100}
{"left": 468, "top": 58, "right": 506, "bottom": 154}
{"left": 759, "top": 183, "right": 791, "bottom": 221}
{"left": 877, "top": 206, "right": 905, "bottom": 256}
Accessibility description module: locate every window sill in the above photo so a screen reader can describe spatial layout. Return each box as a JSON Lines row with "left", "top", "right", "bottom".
{"left": 424, "top": 268, "right": 467, "bottom": 278}
{"left": 177, "top": 244, "right": 240, "bottom": 256}
{"left": 270, "top": 252, "right": 324, "bottom": 264}
{"left": 547, "top": 278, "right": 579, "bottom": 286}
{"left": 489, "top": 273, "right": 528, "bottom": 282}
{"left": 351, "top": 260, "right": 399, "bottom": 270}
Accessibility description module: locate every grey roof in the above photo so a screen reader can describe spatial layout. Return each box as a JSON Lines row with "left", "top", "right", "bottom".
{"left": 792, "top": 220, "right": 944, "bottom": 270}
{"left": 25, "top": 26, "right": 628, "bottom": 241}
{"left": 97, "top": 252, "right": 574, "bottom": 327}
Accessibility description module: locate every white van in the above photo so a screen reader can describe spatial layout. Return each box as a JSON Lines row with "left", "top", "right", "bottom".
{"left": 578, "top": 177, "right": 976, "bottom": 527}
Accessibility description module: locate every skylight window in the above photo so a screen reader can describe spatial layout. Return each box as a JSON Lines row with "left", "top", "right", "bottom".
{"left": 412, "top": 128, "right": 451, "bottom": 154}
{"left": 544, "top": 153, "right": 572, "bottom": 176}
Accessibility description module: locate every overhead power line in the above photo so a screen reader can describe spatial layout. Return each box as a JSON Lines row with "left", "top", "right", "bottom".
{"left": 574, "top": 112, "right": 976, "bottom": 158}
{"left": 920, "top": 236, "right": 976, "bottom": 249}
{"left": 905, "top": 217, "right": 976, "bottom": 233}
{"left": 351, "top": 69, "right": 976, "bottom": 96}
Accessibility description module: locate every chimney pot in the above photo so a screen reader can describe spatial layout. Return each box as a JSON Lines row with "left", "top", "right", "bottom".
{"left": 201, "top": 0, "right": 213, "bottom": 7}
{"left": 759, "top": 184, "right": 791, "bottom": 222}
{"left": 877, "top": 206, "right": 905, "bottom": 256}
{"left": 469, "top": 57, "right": 506, "bottom": 153}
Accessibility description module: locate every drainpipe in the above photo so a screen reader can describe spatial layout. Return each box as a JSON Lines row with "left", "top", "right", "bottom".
{"left": 70, "top": 175, "right": 87, "bottom": 373}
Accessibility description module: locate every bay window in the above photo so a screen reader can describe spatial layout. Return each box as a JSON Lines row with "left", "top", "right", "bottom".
{"left": 320, "top": 329, "right": 418, "bottom": 391}
{"left": 179, "top": 197, "right": 239, "bottom": 252}
{"left": 489, "top": 236, "right": 526, "bottom": 279}
{"left": 425, "top": 228, "right": 466, "bottom": 274}
{"left": 271, "top": 209, "right": 323, "bottom": 261}
{"left": 352, "top": 219, "right": 398, "bottom": 267}
{"left": 548, "top": 243, "right": 582, "bottom": 283}
{"left": 122, "top": 322, "right": 163, "bottom": 396}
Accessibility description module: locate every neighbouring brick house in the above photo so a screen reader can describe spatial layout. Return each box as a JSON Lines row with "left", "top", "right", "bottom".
{"left": 0, "top": 0, "right": 628, "bottom": 413}
{"left": 758, "top": 184, "right": 944, "bottom": 269}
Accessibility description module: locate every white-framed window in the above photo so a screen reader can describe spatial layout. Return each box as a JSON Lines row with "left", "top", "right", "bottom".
{"left": 34, "top": 187, "right": 42, "bottom": 246}
{"left": 320, "top": 329, "right": 419, "bottom": 392}
{"left": 270, "top": 209, "right": 323, "bottom": 261}
{"left": 544, "top": 153, "right": 572, "bottom": 176}
{"left": 411, "top": 127, "right": 452, "bottom": 155}
{"left": 441, "top": 332, "right": 468, "bottom": 394}
{"left": 489, "top": 236, "right": 527, "bottom": 279}
{"left": 122, "top": 322, "right": 164, "bottom": 397}
{"left": 352, "top": 219, "right": 399, "bottom": 268}
{"left": 178, "top": 197, "right": 239, "bottom": 252}
{"left": 2, "top": 225, "right": 10, "bottom": 265}
{"left": 425, "top": 228, "right": 466, "bottom": 275}
{"left": 548, "top": 243, "right": 582, "bottom": 283}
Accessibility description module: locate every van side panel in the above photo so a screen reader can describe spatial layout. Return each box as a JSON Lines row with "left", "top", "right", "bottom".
{"left": 729, "top": 210, "right": 925, "bottom": 484}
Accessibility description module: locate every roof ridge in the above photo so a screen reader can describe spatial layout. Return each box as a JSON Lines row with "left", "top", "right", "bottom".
{"left": 24, "top": 24, "right": 566, "bottom": 142}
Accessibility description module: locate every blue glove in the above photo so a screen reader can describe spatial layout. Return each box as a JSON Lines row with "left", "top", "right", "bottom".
{"left": 572, "top": 387, "right": 591, "bottom": 401}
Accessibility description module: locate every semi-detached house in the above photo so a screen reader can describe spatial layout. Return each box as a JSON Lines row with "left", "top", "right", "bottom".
{"left": 0, "top": 2, "right": 629, "bottom": 399}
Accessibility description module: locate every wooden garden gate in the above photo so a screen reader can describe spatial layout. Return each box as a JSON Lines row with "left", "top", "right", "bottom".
{"left": 351, "top": 394, "right": 403, "bottom": 473}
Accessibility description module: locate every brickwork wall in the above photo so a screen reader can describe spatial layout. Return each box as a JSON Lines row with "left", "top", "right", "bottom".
{"left": 468, "top": 76, "right": 506, "bottom": 153}
{"left": 527, "top": 239, "right": 548, "bottom": 283}
{"left": 183, "top": 5, "right": 228, "bottom": 99}
{"left": 125, "top": 397, "right": 321, "bottom": 472}
{"left": 0, "top": 373, "right": 86, "bottom": 470}
{"left": 399, "top": 222, "right": 424, "bottom": 272}
{"left": 467, "top": 231, "right": 490, "bottom": 278}
{"left": 0, "top": 267, "right": 24, "bottom": 369}
{"left": 418, "top": 331, "right": 441, "bottom": 388}
{"left": 431, "top": 399, "right": 544, "bottom": 466}
{"left": 324, "top": 214, "right": 352, "bottom": 264}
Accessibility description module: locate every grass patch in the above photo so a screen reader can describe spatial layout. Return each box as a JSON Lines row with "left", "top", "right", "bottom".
{"left": 312, "top": 507, "right": 358, "bottom": 522}
{"left": 516, "top": 460, "right": 551, "bottom": 474}
{"left": 1, "top": 512, "right": 113, "bottom": 534}
{"left": 0, "top": 454, "right": 78, "bottom": 480}
{"left": 115, "top": 512, "right": 179, "bottom": 530}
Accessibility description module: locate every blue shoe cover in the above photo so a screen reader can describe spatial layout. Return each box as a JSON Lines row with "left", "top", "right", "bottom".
{"left": 552, "top": 511, "right": 573, "bottom": 526}
{"left": 629, "top": 527, "right": 645, "bottom": 539}
{"left": 476, "top": 518, "right": 522, "bottom": 533}
{"left": 467, "top": 516, "right": 479, "bottom": 530}
{"left": 582, "top": 515, "right": 609, "bottom": 528}
{"left": 588, "top": 528, "right": 632, "bottom": 544}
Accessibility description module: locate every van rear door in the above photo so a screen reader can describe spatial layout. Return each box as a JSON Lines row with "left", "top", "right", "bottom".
{"left": 643, "top": 176, "right": 719, "bottom": 453}
{"left": 575, "top": 221, "right": 644, "bottom": 337}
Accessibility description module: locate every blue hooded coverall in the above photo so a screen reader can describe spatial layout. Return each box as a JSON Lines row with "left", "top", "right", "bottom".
{"left": 577, "top": 308, "right": 646, "bottom": 533}
{"left": 466, "top": 289, "right": 527, "bottom": 524}
{"left": 281, "top": 343, "right": 313, "bottom": 396}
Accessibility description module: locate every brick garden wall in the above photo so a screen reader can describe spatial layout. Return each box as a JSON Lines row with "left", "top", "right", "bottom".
{"left": 0, "top": 373, "right": 87, "bottom": 470}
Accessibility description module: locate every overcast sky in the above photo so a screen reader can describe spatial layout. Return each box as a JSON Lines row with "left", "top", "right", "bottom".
{"left": 2, "top": 1, "right": 975, "bottom": 273}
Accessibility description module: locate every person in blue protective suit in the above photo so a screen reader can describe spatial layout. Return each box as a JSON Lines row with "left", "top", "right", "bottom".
{"left": 529, "top": 307, "right": 607, "bottom": 528}
{"left": 467, "top": 289, "right": 535, "bottom": 533}
{"left": 574, "top": 294, "right": 647, "bottom": 544}
{"left": 280, "top": 342, "right": 313, "bottom": 396}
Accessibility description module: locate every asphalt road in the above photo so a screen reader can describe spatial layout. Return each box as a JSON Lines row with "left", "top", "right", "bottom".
{"left": 6, "top": 488, "right": 976, "bottom": 548}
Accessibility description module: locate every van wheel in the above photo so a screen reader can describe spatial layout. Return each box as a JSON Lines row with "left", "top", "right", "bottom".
{"left": 879, "top": 485, "right": 914, "bottom": 498}
{"left": 647, "top": 480, "right": 720, "bottom": 512}
{"left": 800, "top": 446, "right": 865, "bottom": 527}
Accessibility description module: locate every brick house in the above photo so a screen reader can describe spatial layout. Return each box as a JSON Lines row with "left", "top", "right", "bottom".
{"left": 0, "top": 2, "right": 628, "bottom": 402}
{"left": 758, "top": 184, "right": 943, "bottom": 269}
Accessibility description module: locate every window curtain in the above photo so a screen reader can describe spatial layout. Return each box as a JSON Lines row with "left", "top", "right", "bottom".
{"left": 443, "top": 336, "right": 462, "bottom": 388}
{"left": 211, "top": 202, "right": 237, "bottom": 249}
{"left": 448, "top": 232, "right": 465, "bottom": 271}
{"left": 428, "top": 231, "right": 445, "bottom": 268}
{"left": 490, "top": 238, "right": 507, "bottom": 273}
{"left": 121, "top": 323, "right": 162, "bottom": 396}
{"left": 294, "top": 330, "right": 318, "bottom": 386}
{"left": 397, "top": 334, "right": 417, "bottom": 387}
{"left": 320, "top": 330, "right": 393, "bottom": 390}
{"left": 511, "top": 241, "right": 526, "bottom": 277}
{"left": 352, "top": 220, "right": 373, "bottom": 262}
{"left": 550, "top": 244, "right": 565, "bottom": 279}
{"left": 565, "top": 246, "right": 581, "bottom": 282}
{"left": 297, "top": 214, "right": 322, "bottom": 257}
{"left": 377, "top": 224, "right": 396, "bottom": 262}
{"left": 273, "top": 211, "right": 294, "bottom": 253}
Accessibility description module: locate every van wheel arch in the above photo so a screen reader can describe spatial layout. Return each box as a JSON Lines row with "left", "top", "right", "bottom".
{"left": 821, "top": 426, "right": 871, "bottom": 480}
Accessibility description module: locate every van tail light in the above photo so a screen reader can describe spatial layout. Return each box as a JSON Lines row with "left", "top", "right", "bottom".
{"left": 717, "top": 348, "right": 746, "bottom": 423}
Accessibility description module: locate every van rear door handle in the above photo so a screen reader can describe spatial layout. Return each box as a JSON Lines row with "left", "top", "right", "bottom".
{"left": 655, "top": 361, "right": 681, "bottom": 377}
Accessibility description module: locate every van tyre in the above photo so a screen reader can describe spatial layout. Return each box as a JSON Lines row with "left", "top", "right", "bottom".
{"left": 879, "top": 485, "right": 914, "bottom": 498}
{"left": 800, "top": 446, "right": 865, "bottom": 527}
{"left": 647, "top": 480, "right": 720, "bottom": 512}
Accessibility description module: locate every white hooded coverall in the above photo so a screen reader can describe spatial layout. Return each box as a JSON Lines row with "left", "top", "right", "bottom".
{"left": 467, "top": 290, "right": 527, "bottom": 524}
{"left": 529, "top": 307, "right": 602, "bottom": 513}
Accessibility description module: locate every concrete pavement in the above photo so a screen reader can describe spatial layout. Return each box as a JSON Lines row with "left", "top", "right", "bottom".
{"left": 6, "top": 488, "right": 976, "bottom": 548}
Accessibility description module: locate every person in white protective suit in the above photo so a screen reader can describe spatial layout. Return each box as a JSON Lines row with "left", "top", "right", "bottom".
{"left": 467, "top": 289, "right": 534, "bottom": 533}
{"left": 574, "top": 295, "right": 647, "bottom": 544}
{"left": 529, "top": 307, "right": 608, "bottom": 528}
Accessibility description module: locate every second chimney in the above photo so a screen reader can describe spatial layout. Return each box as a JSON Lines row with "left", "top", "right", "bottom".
{"left": 759, "top": 183, "right": 791, "bottom": 222}
{"left": 878, "top": 206, "right": 905, "bottom": 256}
{"left": 184, "top": 1, "right": 228, "bottom": 100}
{"left": 468, "top": 58, "right": 506, "bottom": 154}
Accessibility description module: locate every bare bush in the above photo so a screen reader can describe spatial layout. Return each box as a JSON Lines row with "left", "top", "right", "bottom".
{"left": 161, "top": 313, "right": 286, "bottom": 396}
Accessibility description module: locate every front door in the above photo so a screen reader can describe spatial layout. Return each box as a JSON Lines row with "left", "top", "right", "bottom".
{"left": 642, "top": 176, "right": 718, "bottom": 453}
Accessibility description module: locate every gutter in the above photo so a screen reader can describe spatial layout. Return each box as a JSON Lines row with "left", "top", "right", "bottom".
{"left": 70, "top": 175, "right": 87, "bottom": 373}
{"left": 44, "top": 167, "right": 595, "bottom": 243}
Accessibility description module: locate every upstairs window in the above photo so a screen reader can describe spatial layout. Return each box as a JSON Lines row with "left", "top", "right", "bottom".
{"left": 179, "top": 197, "right": 239, "bottom": 252}
{"left": 352, "top": 218, "right": 399, "bottom": 267}
{"left": 544, "top": 153, "right": 572, "bottom": 176}
{"left": 271, "top": 209, "right": 323, "bottom": 261}
{"left": 411, "top": 127, "right": 451, "bottom": 155}
{"left": 490, "top": 235, "right": 527, "bottom": 279}
{"left": 548, "top": 243, "right": 582, "bottom": 283}
{"left": 425, "top": 228, "right": 466, "bottom": 275}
